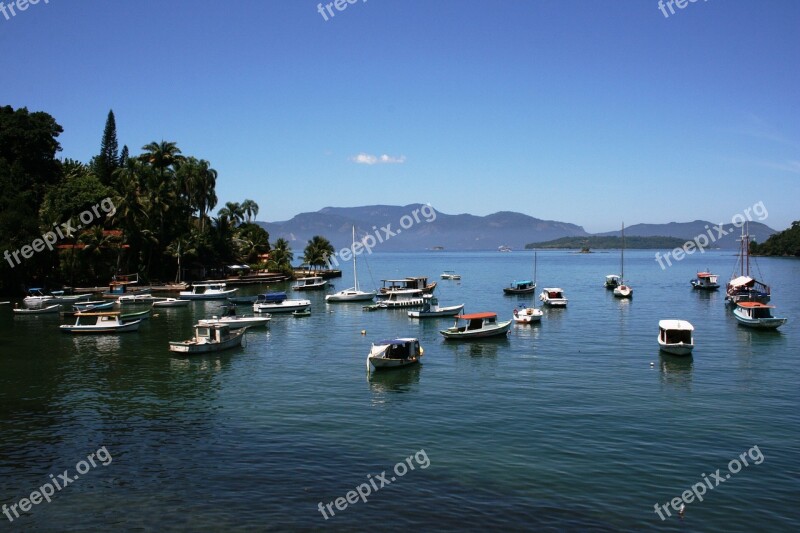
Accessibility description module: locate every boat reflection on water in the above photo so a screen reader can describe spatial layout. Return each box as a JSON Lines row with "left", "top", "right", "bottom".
{"left": 658, "top": 352, "right": 693, "bottom": 391}
{"left": 367, "top": 364, "right": 421, "bottom": 399}
{"left": 442, "top": 338, "right": 509, "bottom": 359}
{"left": 70, "top": 334, "right": 122, "bottom": 354}
{"left": 169, "top": 353, "right": 233, "bottom": 374}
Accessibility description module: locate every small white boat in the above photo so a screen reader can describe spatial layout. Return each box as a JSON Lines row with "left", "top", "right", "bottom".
{"left": 13, "top": 304, "right": 61, "bottom": 315}
{"left": 326, "top": 228, "right": 377, "bottom": 302}
{"left": 292, "top": 276, "right": 328, "bottom": 291}
{"left": 60, "top": 312, "right": 141, "bottom": 334}
{"left": 378, "top": 289, "right": 424, "bottom": 308}
{"left": 179, "top": 283, "right": 238, "bottom": 300}
{"left": 49, "top": 291, "right": 92, "bottom": 304}
{"left": 539, "top": 288, "right": 568, "bottom": 307}
{"left": 367, "top": 338, "right": 423, "bottom": 372}
{"left": 733, "top": 302, "right": 787, "bottom": 330}
{"left": 658, "top": 320, "right": 694, "bottom": 355}
{"left": 440, "top": 271, "right": 461, "bottom": 280}
{"left": 252, "top": 292, "right": 311, "bottom": 313}
{"left": 512, "top": 305, "right": 543, "bottom": 324}
{"left": 408, "top": 297, "right": 464, "bottom": 318}
{"left": 198, "top": 305, "right": 271, "bottom": 329}
{"left": 440, "top": 312, "right": 512, "bottom": 340}
{"left": 691, "top": 272, "right": 720, "bottom": 291}
{"left": 153, "top": 298, "right": 191, "bottom": 308}
{"left": 604, "top": 274, "right": 620, "bottom": 289}
{"left": 117, "top": 293, "right": 158, "bottom": 304}
{"left": 169, "top": 323, "right": 246, "bottom": 354}
{"left": 613, "top": 223, "right": 633, "bottom": 299}
{"left": 23, "top": 288, "right": 54, "bottom": 305}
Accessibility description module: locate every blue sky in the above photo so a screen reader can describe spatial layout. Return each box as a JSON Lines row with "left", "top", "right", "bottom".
{"left": 2, "top": 0, "right": 798, "bottom": 232}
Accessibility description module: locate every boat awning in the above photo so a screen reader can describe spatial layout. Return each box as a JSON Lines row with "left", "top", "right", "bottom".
{"left": 375, "top": 338, "right": 416, "bottom": 346}
{"left": 512, "top": 280, "right": 533, "bottom": 285}
{"left": 729, "top": 276, "right": 754, "bottom": 288}
{"left": 658, "top": 320, "right": 694, "bottom": 331}
{"left": 459, "top": 312, "right": 497, "bottom": 320}
{"left": 737, "top": 302, "right": 774, "bottom": 308}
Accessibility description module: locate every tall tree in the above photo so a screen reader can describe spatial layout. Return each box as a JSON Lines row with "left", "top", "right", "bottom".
{"left": 95, "top": 110, "right": 120, "bottom": 185}
{"left": 119, "top": 145, "right": 129, "bottom": 167}
{"left": 242, "top": 199, "right": 259, "bottom": 223}
{"left": 302, "top": 236, "right": 334, "bottom": 271}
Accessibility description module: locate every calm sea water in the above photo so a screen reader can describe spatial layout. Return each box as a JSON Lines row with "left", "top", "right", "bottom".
{"left": 1, "top": 250, "right": 798, "bottom": 531}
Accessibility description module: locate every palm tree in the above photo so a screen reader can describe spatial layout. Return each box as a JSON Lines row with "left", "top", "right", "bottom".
{"left": 270, "top": 238, "right": 293, "bottom": 267}
{"left": 219, "top": 201, "right": 244, "bottom": 226}
{"left": 176, "top": 157, "right": 218, "bottom": 229}
{"left": 302, "top": 236, "right": 335, "bottom": 271}
{"left": 140, "top": 141, "right": 184, "bottom": 175}
{"left": 241, "top": 199, "right": 259, "bottom": 223}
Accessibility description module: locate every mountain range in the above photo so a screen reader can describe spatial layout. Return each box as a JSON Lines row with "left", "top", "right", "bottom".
{"left": 257, "top": 205, "right": 777, "bottom": 251}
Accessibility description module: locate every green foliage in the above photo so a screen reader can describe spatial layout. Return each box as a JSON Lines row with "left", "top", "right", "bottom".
{"left": 750, "top": 221, "right": 800, "bottom": 257}
{"left": 302, "top": 236, "right": 335, "bottom": 270}
{"left": 93, "top": 110, "right": 120, "bottom": 185}
{"left": 525, "top": 236, "right": 687, "bottom": 250}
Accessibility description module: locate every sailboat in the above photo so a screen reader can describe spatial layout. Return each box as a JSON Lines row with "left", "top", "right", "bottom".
{"left": 503, "top": 249, "right": 537, "bottom": 295}
{"left": 326, "top": 226, "right": 377, "bottom": 302}
{"left": 726, "top": 224, "right": 770, "bottom": 305}
{"left": 613, "top": 223, "right": 633, "bottom": 298}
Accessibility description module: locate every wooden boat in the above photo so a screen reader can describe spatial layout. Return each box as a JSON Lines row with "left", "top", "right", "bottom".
{"left": 13, "top": 304, "right": 61, "bottom": 315}
{"left": 60, "top": 312, "right": 141, "bottom": 334}
{"left": 658, "top": 320, "right": 694, "bottom": 355}
{"left": 180, "top": 282, "right": 238, "bottom": 300}
{"left": 367, "top": 338, "right": 423, "bottom": 372}
{"left": 326, "top": 226, "right": 377, "bottom": 302}
{"left": 503, "top": 280, "right": 535, "bottom": 295}
{"left": 73, "top": 300, "right": 115, "bottom": 312}
{"left": 605, "top": 274, "right": 620, "bottom": 290}
{"left": 292, "top": 276, "right": 328, "bottom": 291}
{"left": 408, "top": 297, "right": 464, "bottom": 318}
{"left": 378, "top": 277, "right": 436, "bottom": 297}
{"left": 512, "top": 305, "right": 543, "bottom": 324}
{"left": 539, "top": 288, "right": 568, "bottom": 307}
{"left": 169, "top": 323, "right": 246, "bottom": 354}
{"left": 252, "top": 292, "right": 311, "bottom": 313}
{"left": 726, "top": 225, "right": 770, "bottom": 304}
{"left": 613, "top": 223, "right": 633, "bottom": 299}
{"left": 378, "top": 289, "right": 424, "bottom": 308}
{"left": 198, "top": 305, "right": 270, "bottom": 329}
{"left": 152, "top": 298, "right": 191, "bottom": 308}
{"left": 691, "top": 272, "right": 720, "bottom": 291}
{"left": 440, "top": 271, "right": 461, "bottom": 280}
{"left": 733, "top": 302, "right": 787, "bottom": 329}
{"left": 440, "top": 312, "right": 512, "bottom": 340}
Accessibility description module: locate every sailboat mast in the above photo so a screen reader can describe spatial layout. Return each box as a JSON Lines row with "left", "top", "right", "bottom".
{"left": 352, "top": 225, "right": 359, "bottom": 291}
{"left": 620, "top": 222, "right": 625, "bottom": 279}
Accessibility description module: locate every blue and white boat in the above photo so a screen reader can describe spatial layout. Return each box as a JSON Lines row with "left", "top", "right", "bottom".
{"left": 253, "top": 292, "right": 311, "bottom": 314}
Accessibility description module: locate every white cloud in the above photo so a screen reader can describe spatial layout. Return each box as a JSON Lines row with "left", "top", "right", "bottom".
{"left": 350, "top": 153, "right": 406, "bottom": 165}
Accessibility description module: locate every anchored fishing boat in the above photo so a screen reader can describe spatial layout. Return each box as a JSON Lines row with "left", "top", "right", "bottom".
{"left": 60, "top": 312, "right": 141, "bottom": 334}
{"left": 180, "top": 282, "right": 238, "bottom": 300}
{"left": 13, "top": 304, "right": 61, "bottom": 315}
{"left": 604, "top": 274, "right": 620, "bottom": 290}
{"left": 657, "top": 320, "right": 694, "bottom": 355}
{"left": 539, "top": 288, "right": 568, "bottom": 307}
{"left": 198, "top": 305, "right": 271, "bottom": 329}
{"left": 153, "top": 298, "right": 191, "bottom": 308}
{"left": 732, "top": 302, "right": 787, "bottom": 330}
{"left": 440, "top": 271, "right": 461, "bottom": 280}
{"left": 512, "top": 305, "right": 543, "bottom": 324}
{"left": 440, "top": 312, "right": 512, "bottom": 340}
{"left": 378, "top": 277, "right": 436, "bottom": 297}
{"left": 378, "top": 289, "right": 424, "bottom": 308}
{"left": 691, "top": 272, "right": 720, "bottom": 291}
{"left": 407, "top": 296, "right": 464, "bottom": 318}
{"left": 367, "top": 338, "right": 423, "bottom": 371}
{"left": 292, "top": 276, "right": 328, "bottom": 291}
{"left": 726, "top": 226, "right": 770, "bottom": 304}
{"left": 169, "top": 323, "right": 246, "bottom": 354}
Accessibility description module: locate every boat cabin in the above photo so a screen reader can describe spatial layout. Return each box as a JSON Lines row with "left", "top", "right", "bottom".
{"left": 256, "top": 292, "right": 287, "bottom": 303}
{"left": 736, "top": 302, "right": 776, "bottom": 319}
{"left": 545, "top": 289, "right": 564, "bottom": 299}
{"left": 658, "top": 320, "right": 694, "bottom": 344}
{"left": 188, "top": 283, "right": 227, "bottom": 295}
{"left": 456, "top": 312, "right": 498, "bottom": 331}
{"left": 195, "top": 324, "right": 233, "bottom": 343}
{"left": 509, "top": 280, "right": 534, "bottom": 290}
{"left": 374, "top": 339, "right": 422, "bottom": 360}
{"left": 380, "top": 277, "right": 434, "bottom": 292}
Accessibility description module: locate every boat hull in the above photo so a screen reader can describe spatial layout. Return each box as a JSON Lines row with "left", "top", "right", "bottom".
{"left": 198, "top": 317, "right": 270, "bottom": 329}
{"left": 613, "top": 286, "right": 633, "bottom": 298}
{"left": 732, "top": 308, "right": 786, "bottom": 329}
{"left": 169, "top": 330, "right": 245, "bottom": 353}
{"left": 60, "top": 320, "right": 141, "bottom": 334}
{"left": 153, "top": 299, "right": 191, "bottom": 308}
{"left": 179, "top": 289, "right": 238, "bottom": 300}
{"left": 367, "top": 356, "right": 420, "bottom": 371}
{"left": 658, "top": 339, "right": 694, "bottom": 356}
{"left": 408, "top": 304, "right": 464, "bottom": 318}
{"left": 326, "top": 290, "right": 376, "bottom": 302}
{"left": 253, "top": 300, "right": 311, "bottom": 313}
{"left": 13, "top": 304, "right": 61, "bottom": 315}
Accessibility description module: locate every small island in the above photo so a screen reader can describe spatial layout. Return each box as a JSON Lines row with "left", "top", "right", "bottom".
{"left": 525, "top": 235, "right": 686, "bottom": 250}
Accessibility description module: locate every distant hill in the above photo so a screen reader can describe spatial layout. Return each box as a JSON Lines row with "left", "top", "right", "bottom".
{"left": 258, "top": 206, "right": 779, "bottom": 252}
{"left": 594, "top": 220, "right": 777, "bottom": 249}
{"left": 525, "top": 236, "right": 686, "bottom": 250}
{"left": 258, "top": 204, "right": 589, "bottom": 251}
{"left": 750, "top": 221, "right": 800, "bottom": 256}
